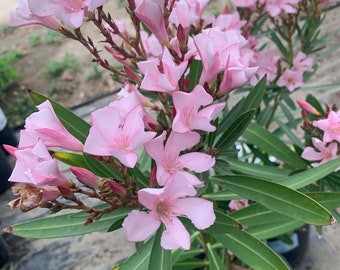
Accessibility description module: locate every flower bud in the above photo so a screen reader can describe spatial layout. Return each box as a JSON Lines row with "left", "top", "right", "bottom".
{"left": 70, "top": 166, "right": 100, "bottom": 188}
{"left": 58, "top": 185, "right": 76, "bottom": 200}
{"left": 124, "top": 66, "right": 142, "bottom": 84}
{"left": 108, "top": 180, "right": 126, "bottom": 195}
{"left": 296, "top": 99, "right": 321, "bottom": 116}
{"left": 149, "top": 166, "right": 158, "bottom": 188}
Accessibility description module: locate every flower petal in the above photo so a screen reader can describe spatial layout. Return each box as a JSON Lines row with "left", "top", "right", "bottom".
{"left": 122, "top": 210, "right": 160, "bottom": 242}
{"left": 161, "top": 216, "right": 190, "bottom": 250}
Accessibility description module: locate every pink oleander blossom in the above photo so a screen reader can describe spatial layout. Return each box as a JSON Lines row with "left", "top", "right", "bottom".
{"left": 212, "top": 12, "right": 246, "bottom": 32}
{"left": 193, "top": 28, "right": 247, "bottom": 84}
{"left": 145, "top": 131, "right": 215, "bottom": 186}
{"left": 138, "top": 48, "right": 188, "bottom": 93}
{"left": 24, "top": 100, "right": 83, "bottom": 152}
{"left": 301, "top": 138, "right": 339, "bottom": 169}
{"left": 232, "top": 0, "right": 257, "bottom": 8}
{"left": 261, "top": 0, "right": 299, "bottom": 17}
{"left": 8, "top": 140, "right": 68, "bottom": 186}
{"left": 140, "top": 31, "right": 163, "bottom": 58}
{"left": 84, "top": 105, "right": 156, "bottom": 168}
{"left": 172, "top": 85, "right": 225, "bottom": 133}
{"left": 11, "top": 0, "right": 61, "bottom": 30}
{"left": 122, "top": 173, "right": 215, "bottom": 250}
{"left": 134, "top": 0, "right": 169, "bottom": 44}
{"left": 229, "top": 199, "right": 249, "bottom": 212}
{"left": 293, "top": 51, "right": 314, "bottom": 73}
{"left": 28, "top": 0, "right": 107, "bottom": 28}
{"left": 277, "top": 69, "right": 304, "bottom": 91}
{"left": 169, "top": 0, "right": 209, "bottom": 29}
{"left": 313, "top": 110, "right": 340, "bottom": 143}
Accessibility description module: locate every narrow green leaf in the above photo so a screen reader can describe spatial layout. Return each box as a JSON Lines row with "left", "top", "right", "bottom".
{"left": 278, "top": 157, "right": 340, "bottom": 189}
{"left": 221, "top": 157, "right": 291, "bottom": 180}
{"left": 242, "top": 122, "right": 307, "bottom": 169}
{"left": 207, "top": 243, "right": 225, "bottom": 270}
{"left": 83, "top": 154, "right": 122, "bottom": 180}
{"left": 212, "top": 175, "right": 335, "bottom": 226}
{"left": 242, "top": 76, "right": 267, "bottom": 112}
{"left": 217, "top": 98, "right": 245, "bottom": 135}
{"left": 173, "top": 259, "right": 207, "bottom": 270}
{"left": 216, "top": 231, "right": 290, "bottom": 270}
{"left": 118, "top": 235, "right": 155, "bottom": 270}
{"left": 203, "top": 190, "right": 240, "bottom": 201}
{"left": 307, "top": 192, "right": 340, "bottom": 209}
{"left": 149, "top": 226, "right": 172, "bottom": 270}
{"left": 172, "top": 232, "right": 200, "bottom": 264}
{"left": 7, "top": 208, "right": 132, "bottom": 238}
{"left": 128, "top": 166, "right": 149, "bottom": 189}
{"left": 274, "top": 118, "right": 304, "bottom": 149}
{"left": 215, "top": 110, "right": 255, "bottom": 149}
{"left": 28, "top": 89, "right": 90, "bottom": 143}
{"left": 202, "top": 211, "right": 241, "bottom": 234}
{"left": 187, "top": 60, "right": 203, "bottom": 90}
{"left": 53, "top": 151, "right": 88, "bottom": 167}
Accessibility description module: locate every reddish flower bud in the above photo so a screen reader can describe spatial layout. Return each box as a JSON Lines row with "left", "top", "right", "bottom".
{"left": 70, "top": 166, "right": 100, "bottom": 188}
{"left": 297, "top": 99, "right": 320, "bottom": 116}
{"left": 149, "top": 166, "right": 158, "bottom": 188}
{"left": 124, "top": 65, "right": 142, "bottom": 84}
{"left": 108, "top": 180, "right": 126, "bottom": 195}
{"left": 58, "top": 185, "right": 76, "bottom": 200}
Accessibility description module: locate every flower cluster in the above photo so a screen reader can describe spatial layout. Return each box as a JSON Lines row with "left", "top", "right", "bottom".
{"left": 299, "top": 99, "right": 340, "bottom": 170}
{"left": 4, "top": 0, "right": 340, "bottom": 269}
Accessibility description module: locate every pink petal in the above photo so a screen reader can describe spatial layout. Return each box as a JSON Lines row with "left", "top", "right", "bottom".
{"left": 179, "top": 152, "right": 215, "bottom": 172}
{"left": 165, "top": 131, "right": 200, "bottom": 156}
{"left": 164, "top": 172, "right": 197, "bottom": 199}
{"left": 161, "top": 216, "right": 190, "bottom": 250}
{"left": 175, "top": 198, "right": 215, "bottom": 229}
{"left": 122, "top": 210, "right": 161, "bottom": 242}
{"left": 301, "top": 147, "right": 324, "bottom": 161}
{"left": 138, "top": 188, "right": 164, "bottom": 210}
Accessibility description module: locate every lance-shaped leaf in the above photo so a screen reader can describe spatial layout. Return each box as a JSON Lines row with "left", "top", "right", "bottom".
{"left": 242, "top": 122, "right": 306, "bottom": 169}
{"left": 148, "top": 226, "right": 172, "bottom": 270}
{"left": 4, "top": 208, "right": 132, "bottom": 238}
{"left": 83, "top": 154, "right": 122, "bottom": 180}
{"left": 117, "top": 235, "right": 155, "bottom": 270}
{"left": 216, "top": 231, "right": 290, "bottom": 270}
{"left": 207, "top": 242, "right": 225, "bottom": 270}
{"left": 212, "top": 175, "right": 335, "bottom": 226}
{"left": 29, "top": 89, "right": 90, "bottom": 143}
{"left": 201, "top": 211, "right": 241, "bottom": 234}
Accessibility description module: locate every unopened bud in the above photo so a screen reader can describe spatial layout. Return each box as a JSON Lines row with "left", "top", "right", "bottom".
{"left": 177, "top": 24, "right": 188, "bottom": 54}
{"left": 70, "top": 166, "right": 100, "bottom": 188}
{"left": 108, "top": 180, "right": 126, "bottom": 195}
{"left": 124, "top": 66, "right": 142, "bottom": 84}
{"left": 149, "top": 166, "right": 158, "bottom": 188}
{"left": 58, "top": 185, "right": 76, "bottom": 200}
{"left": 296, "top": 100, "right": 321, "bottom": 116}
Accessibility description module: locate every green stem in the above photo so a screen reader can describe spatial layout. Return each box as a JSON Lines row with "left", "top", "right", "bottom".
{"left": 265, "top": 89, "right": 282, "bottom": 130}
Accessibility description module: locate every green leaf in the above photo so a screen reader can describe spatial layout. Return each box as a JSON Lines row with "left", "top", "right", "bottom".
{"left": 274, "top": 118, "right": 304, "bottom": 149}
{"left": 187, "top": 60, "right": 203, "bottom": 90}
{"left": 212, "top": 175, "right": 335, "bottom": 226}
{"left": 221, "top": 157, "right": 291, "bottom": 180}
{"left": 277, "top": 157, "right": 340, "bottom": 189}
{"left": 214, "top": 110, "right": 255, "bottom": 149}
{"left": 53, "top": 151, "right": 88, "bottom": 167}
{"left": 128, "top": 166, "right": 149, "bottom": 189}
{"left": 28, "top": 89, "right": 90, "bottom": 143}
{"left": 216, "top": 231, "right": 290, "bottom": 270}
{"left": 83, "top": 154, "right": 122, "bottom": 180}
{"left": 203, "top": 190, "right": 240, "bottom": 201}
{"left": 7, "top": 208, "right": 132, "bottom": 238}
{"left": 307, "top": 192, "right": 340, "bottom": 209}
{"left": 242, "top": 122, "right": 307, "bottom": 169}
{"left": 148, "top": 226, "right": 172, "bottom": 270}
{"left": 207, "top": 243, "right": 225, "bottom": 270}
{"left": 202, "top": 211, "right": 241, "bottom": 234}
{"left": 118, "top": 235, "right": 155, "bottom": 270}
{"left": 242, "top": 76, "right": 267, "bottom": 112}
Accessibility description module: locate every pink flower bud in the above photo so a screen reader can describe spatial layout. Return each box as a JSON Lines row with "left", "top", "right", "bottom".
{"left": 124, "top": 66, "right": 142, "bottom": 84}
{"left": 296, "top": 99, "right": 321, "bottom": 116}
{"left": 149, "top": 166, "right": 158, "bottom": 188}
{"left": 70, "top": 166, "right": 100, "bottom": 188}
{"left": 108, "top": 180, "right": 126, "bottom": 195}
{"left": 58, "top": 185, "right": 76, "bottom": 200}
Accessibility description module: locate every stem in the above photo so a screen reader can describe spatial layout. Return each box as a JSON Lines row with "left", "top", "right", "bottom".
{"left": 265, "top": 89, "right": 282, "bottom": 129}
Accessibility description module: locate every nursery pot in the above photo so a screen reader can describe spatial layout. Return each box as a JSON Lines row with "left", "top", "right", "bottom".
{"left": 0, "top": 234, "right": 9, "bottom": 268}
{"left": 0, "top": 107, "right": 18, "bottom": 153}
{"left": 267, "top": 224, "right": 310, "bottom": 268}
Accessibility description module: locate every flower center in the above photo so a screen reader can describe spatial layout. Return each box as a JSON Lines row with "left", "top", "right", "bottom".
{"left": 155, "top": 199, "right": 174, "bottom": 223}
{"left": 330, "top": 125, "right": 339, "bottom": 135}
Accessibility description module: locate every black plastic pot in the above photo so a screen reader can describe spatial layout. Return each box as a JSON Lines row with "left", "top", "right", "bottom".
{"left": 0, "top": 234, "right": 9, "bottom": 268}
{"left": 0, "top": 147, "right": 13, "bottom": 194}
{"left": 267, "top": 225, "right": 310, "bottom": 268}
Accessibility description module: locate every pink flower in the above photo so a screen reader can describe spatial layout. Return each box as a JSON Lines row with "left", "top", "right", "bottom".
{"left": 313, "top": 111, "right": 340, "bottom": 143}
{"left": 301, "top": 138, "right": 338, "bottom": 169}
{"left": 262, "top": 0, "right": 299, "bottom": 17}
{"left": 10, "top": 0, "right": 61, "bottom": 30}
{"left": 138, "top": 48, "right": 188, "bottom": 93}
{"left": 8, "top": 184, "right": 61, "bottom": 212}
{"left": 8, "top": 140, "right": 68, "bottom": 186}
{"left": 28, "top": 0, "right": 107, "bottom": 28}
{"left": 84, "top": 105, "right": 156, "bottom": 168}
{"left": 172, "top": 85, "right": 225, "bottom": 133}
{"left": 232, "top": 0, "right": 257, "bottom": 8}
{"left": 293, "top": 51, "right": 314, "bottom": 73}
{"left": 229, "top": 199, "right": 249, "bottom": 212}
{"left": 24, "top": 100, "right": 83, "bottom": 152}
{"left": 193, "top": 28, "right": 246, "bottom": 84}
{"left": 277, "top": 69, "right": 304, "bottom": 91}
{"left": 134, "top": 0, "right": 169, "bottom": 44}
{"left": 169, "top": 0, "right": 209, "bottom": 29}
{"left": 212, "top": 12, "right": 246, "bottom": 32}
{"left": 145, "top": 131, "right": 215, "bottom": 186}
{"left": 122, "top": 173, "right": 215, "bottom": 250}
{"left": 140, "top": 31, "right": 163, "bottom": 58}
{"left": 219, "top": 53, "right": 258, "bottom": 94}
